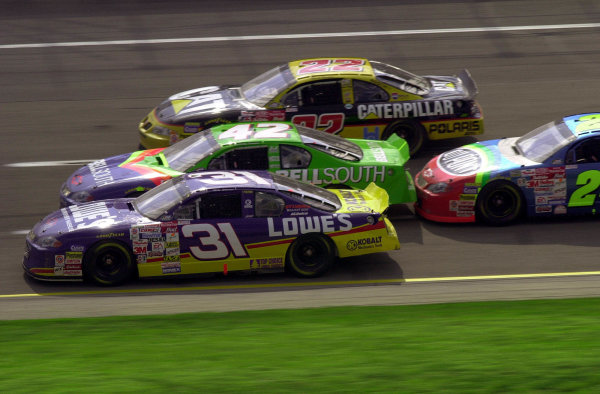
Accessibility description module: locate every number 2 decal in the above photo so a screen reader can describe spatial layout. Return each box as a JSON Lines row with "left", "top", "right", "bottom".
{"left": 291, "top": 113, "right": 345, "bottom": 134}
{"left": 568, "top": 170, "right": 600, "bottom": 207}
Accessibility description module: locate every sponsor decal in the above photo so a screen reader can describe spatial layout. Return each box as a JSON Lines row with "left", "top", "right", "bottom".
{"left": 462, "top": 186, "right": 479, "bottom": 194}
{"left": 184, "top": 122, "right": 201, "bottom": 133}
{"left": 437, "top": 148, "right": 484, "bottom": 176}
{"left": 346, "top": 236, "right": 382, "bottom": 251}
{"left": 238, "top": 110, "right": 286, "bottom": 122}
{"left": 62, "top": 202, "right": 117, "bottom": 231}
{"left": 252, "top": 257, "right": 284, "bottom": 270}
{"left": 365, "top": 141, "right": 388, "bottom": 162}
{"left": 357, "top": 100, "right": 454, "bottom": 120}
{"left": 137, "top": 254, "right": 147, "bottom": 264}
{"left": 267, "top": 214, "right": 352, "bottom": 237}
{"left": 63, "top": 269, "right": 82, "bottom": 276}
{"left": 554, "top": 205, "right": 567, "bottom": 214}
{"left": 133, "top": 240, "right": 148, "bottom": 254}
{"left": 65, "top": 251, "right": 83, "bottom": 265}
{"left": 535, "top": 205, "right": 553, "bottom": 213}
{"left": 164, "top": 255, "right": 180, "bottom": 262}
{"left": 87, "top": 159, "right": 114, "bottom": 187}
{"left": 275, "top": 166, "right": 385, "bottom": 185}
{"left": 161, "top": 261, "right": 181, "bottom": 274}
{"left": 55, "top": 255, "right": 65, "bottom": 266}
{"left": 96, "top": 232, "right": 125, "bottom": 239}
{"left": 425, "top": 120, "right": 481, "bottom": 134}
{"left": 70, "top": 245, "right": 85, "bottom": 252}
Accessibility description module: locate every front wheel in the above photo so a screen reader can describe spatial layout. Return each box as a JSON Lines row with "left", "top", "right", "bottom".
{"left": 476, "top": 181, "right": 524, "bottom": 226}
{"left": 382, "top": 120, "right": 426, "bottom": 156}
{"left": 286, "top": 234, "right": 335, "bottom": 277}
{"left": 83, "top": 242, "right": 136, "bottom": 286}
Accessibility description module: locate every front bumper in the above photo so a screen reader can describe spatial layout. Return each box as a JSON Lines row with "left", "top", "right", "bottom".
{"left": 138, "top": 109, "right": 178, "bottom": 149}
{"left": 23, "top": 240, "right": 83, "bottom": 281}
{"left": 414, "top": 172, "right": 476, "bottom": 223}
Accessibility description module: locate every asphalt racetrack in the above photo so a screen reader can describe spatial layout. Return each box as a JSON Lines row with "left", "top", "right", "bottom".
{"left": 1, "top": 0, "right": 600, "bottom": 319}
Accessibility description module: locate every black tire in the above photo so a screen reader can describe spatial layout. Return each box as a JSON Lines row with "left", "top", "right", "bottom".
{"left": 83, "top": 241, "right": 136, "bottom": 286}
{"left": 476, "top": 181, "right": 524, "bottom": 226}
{"left": 382, "top": 120, "right": 426, "bottom": 156}
{"left": 286, "top": 234, "right": 336, "bottom": 278}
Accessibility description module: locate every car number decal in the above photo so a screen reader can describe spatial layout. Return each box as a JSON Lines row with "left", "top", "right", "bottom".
{"left": 291, "top": 113, "right": 344, "bottom": 134}
{"left": 218, "top": 123, "right": 291, "bottom": 140}
{"left": 182, "top": 223, "right": 248, "bottom": 260}
{"left": 567, "top": 170, "right": 600, "bottom": 207}
{"left": 297, "top": 59, "right": 366, "bottom": 75}
{"left": 188, "top": 171, "right": 270, "bottom": 185}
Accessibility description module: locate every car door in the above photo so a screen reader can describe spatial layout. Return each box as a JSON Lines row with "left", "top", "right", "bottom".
{"left": 282, "top": 79, "right": 346, "bottom": 135}
{"left": 565, "top": 137, "right": 600, "bottom": 215}
{"left": 207, "top": 146, "right": 269, "bottom": 170}
{"left": 175, "top": 189, "right": 253, "bottom": 274}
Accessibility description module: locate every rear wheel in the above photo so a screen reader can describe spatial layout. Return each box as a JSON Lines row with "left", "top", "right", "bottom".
{"left": 286, "top": 234, "right": 335, "bottom": 277}
{"left": 382, "top": 120, "right": 426, "bottom": 156}
{"left": 83, "top": 242, "right": 136, "bottom": 286}
{"left": 476, "top": 181, "right": 523, "bottom": 226}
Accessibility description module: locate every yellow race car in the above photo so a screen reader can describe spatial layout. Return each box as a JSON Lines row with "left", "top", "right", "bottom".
{"left": 140, "top": 58, "right": 484, "bottom": 155}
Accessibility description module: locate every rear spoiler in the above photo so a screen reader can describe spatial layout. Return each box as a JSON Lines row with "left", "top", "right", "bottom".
{"left": 385, "top": 134, "right": 411, "bottom": 161}
{"left": 364, "top": 182, "right": 390, "bottom": 214}
{"left": 458, "top": 69, "right": 478, "bottom": 99}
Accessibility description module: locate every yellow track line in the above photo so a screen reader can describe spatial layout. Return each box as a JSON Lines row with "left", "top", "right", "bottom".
{"left": 2, "top": 271, "right": 600, "bottom": 298}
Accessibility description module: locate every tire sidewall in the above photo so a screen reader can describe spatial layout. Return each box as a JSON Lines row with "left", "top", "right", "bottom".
{"left": 83, "top": 241, "right": 136, "bottom": 286}
{"left": 286, "top": 234, "right": 335, "bottom": 278}
{"left": 476, "top": 181, "right": 524, "bottom": 226}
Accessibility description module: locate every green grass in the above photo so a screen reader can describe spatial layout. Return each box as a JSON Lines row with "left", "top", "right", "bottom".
{"left": 1, "top": 298, "right": 600, "bottom": 393}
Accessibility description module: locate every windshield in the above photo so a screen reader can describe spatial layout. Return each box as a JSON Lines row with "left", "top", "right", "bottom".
{"left": 515, "top": 120, "right": 575, "bottom": 162}
{"left": 371, "top": 61, "right": 430, "bottom": 95}
{"left": 297, "top": 125, "right": 363, "bottom": 161}
{"left": 241, "top": 65, "right": 297, "bottom": 107}
{"left": 163, "top": 130, "right": 221, "bottom": 172}
{"left": 271, "top": 173, "right": 341, "bottom": 212}
{"left": 133, "top": 177, "right": 191, "bottom": 220}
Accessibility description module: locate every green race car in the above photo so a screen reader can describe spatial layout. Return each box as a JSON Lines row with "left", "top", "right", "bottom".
{"left": 61, "top": 122, "right": 416, "bottom": 206}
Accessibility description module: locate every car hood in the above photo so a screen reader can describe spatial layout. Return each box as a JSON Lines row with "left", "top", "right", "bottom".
{"left": 433, "top": 138, "right": 538, "bottom": 178}
{"left": 155, "top": 86, "right": 260, "bottom": 123}
{"left": 66, "top": 151, "right": 182, "bottom": 200}
{"left": 32, "top": 199, "right": 148, "bottom": 239}
{"left": 424, "top": 69, "right": 478, "bottom": 100}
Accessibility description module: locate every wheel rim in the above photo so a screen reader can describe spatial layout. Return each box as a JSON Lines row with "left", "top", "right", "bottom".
{"left": 296, "top": 242, "right": 322, "bottom": 268}
{"left": 95, "top": 250, "right": 126, "bottom": 281}
{"left": 485, "top": 188, "right": 518, "bottom": 219}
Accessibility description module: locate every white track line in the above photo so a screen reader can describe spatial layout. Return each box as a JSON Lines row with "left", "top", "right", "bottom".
{"left": 1, "top": 23, "right": 599, "bottom": 50}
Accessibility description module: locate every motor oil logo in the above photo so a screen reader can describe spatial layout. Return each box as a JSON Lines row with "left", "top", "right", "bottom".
{"left": 346, "top": 236, "right": 382, "bottom": 251}
{"left": 437, "top": 148, "right": 484, "bottom": 176}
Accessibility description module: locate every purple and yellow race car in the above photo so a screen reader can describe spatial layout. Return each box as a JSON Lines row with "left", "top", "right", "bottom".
{"left": 139, "top": 58, "right": 484, "bottom": 155}
{"left": 415, "top": 113, "right": 600, "bottom": 225}
{"left": 25, "top": 171, "right": 400, "bottom": 285}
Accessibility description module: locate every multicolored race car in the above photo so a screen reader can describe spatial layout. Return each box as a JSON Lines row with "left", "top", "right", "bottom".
{"left": 62, "top": 122, "right": 416, "bottom": 206}
{"left": 415, "top": 113, "right": 600, "bottom": 225}
{"left": 139, "top": 58, "right": 484, "bottom": 155}
{"left": 26, "top": 171, "right": 400, "bottom": 285}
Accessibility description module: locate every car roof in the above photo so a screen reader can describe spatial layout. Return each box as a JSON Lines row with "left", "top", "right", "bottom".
{"left": 210, "top": 122, "right": 303, "bottom": 146}
{"left": 182, "top": 171, "right": 276, "bottom": 192}
{"left": 287, "top": 58, "right": 375, "bottom": 81}
{"left": 563, "top": 113, "right": 600, "bottom": 137}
